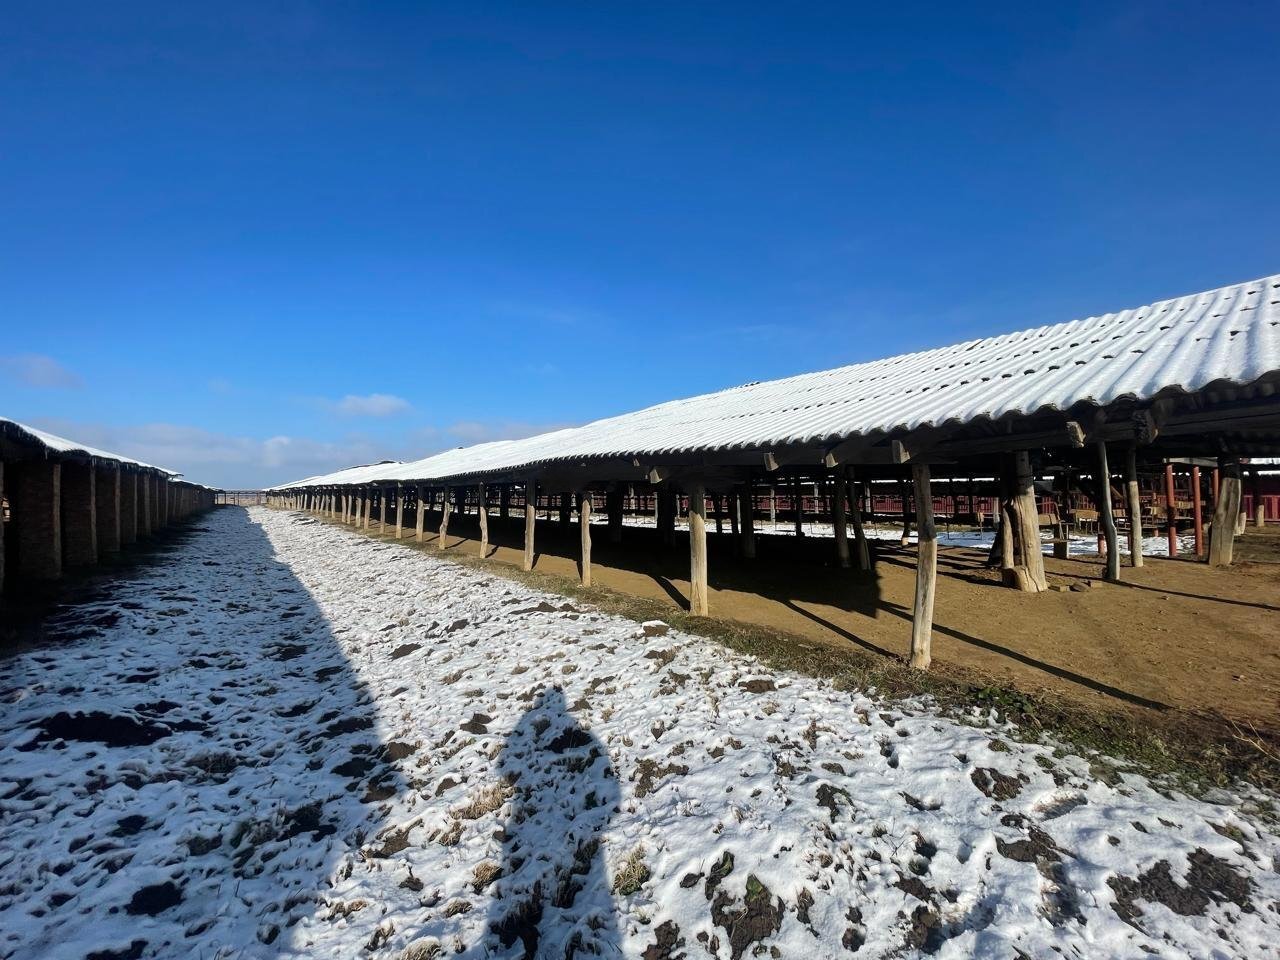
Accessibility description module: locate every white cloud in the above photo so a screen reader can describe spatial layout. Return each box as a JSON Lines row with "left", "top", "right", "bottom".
{"left": 0, "top": 353, "right": 83, "bottom": 389}
{"left": 333, "top": 393, "right": 412, "bottom": 417}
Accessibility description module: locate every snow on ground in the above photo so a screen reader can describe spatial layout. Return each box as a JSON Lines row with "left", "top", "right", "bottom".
{"left": 1, "top": 508, "right": 1276, "bottom": 960}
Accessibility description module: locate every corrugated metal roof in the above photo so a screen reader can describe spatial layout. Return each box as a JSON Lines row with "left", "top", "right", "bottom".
{"left": 273, "top": 273, "right": 1280, "bottom": 489}
{"left": 0, "top": 418, "right": 176, "bottom": 475}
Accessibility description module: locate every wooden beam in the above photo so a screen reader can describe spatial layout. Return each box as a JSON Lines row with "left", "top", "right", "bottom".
{"left": 1208, "top": 457, "right": 1241, "bottom": 566}
{"left": 1191, "top": 465, "right": 1204, "bottom": 557}
{"left": 478, "top": 483, "right": 489, "bottom": 557}
{"left": 437, "top": 489, "right": 451, "bottom": 551}
{"left": 909, "top": 463, "right": 936, "bottom": 671}
{"left": 833, "top": 470, "right": 851, "bottom": 569}
{"left": 1124, "top": 447, "right": 1143, "bottom": 568}
{"left": 688, "top": 481, "right": 709, "bottom": 616}
{"left": 415, "top": 484, "right": 426, "bottom": 542}
{"left": 579, "top": 489, "right": 592, "bottom": 586}
{"left": 848, "top": 468, "right": 871, "bottom": 571}
{"left": 1096, "top": 441, "right": 1120, "bottom": 582}
{"left": 928, "top": 421, "right": 1086, "bottom": 459}
{"left": 1164, "top": 463, "right": 1178, "bottom": 557}
{"left": 1004, "top": 450, "right": 1047, "bottom": 591}
{"left": 523, "top": 477, "right": 536, "bottom": 570}
{"left": 395, "top": 483, "right": 404, "bottom": 540}
{"left": 739, "top": 480, "right": 756, "bottom": 559}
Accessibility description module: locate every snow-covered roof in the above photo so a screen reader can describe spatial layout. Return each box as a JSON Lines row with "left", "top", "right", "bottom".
{"left": 0, "top": 417, "right": 176, "bottom": 475}
{"left": 274, "top": 273, "right": 1280, "bottom": 489}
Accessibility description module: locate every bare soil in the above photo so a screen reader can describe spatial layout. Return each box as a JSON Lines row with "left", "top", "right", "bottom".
{"left": 361, "top": 513, "right": 1280, "bottom": 733}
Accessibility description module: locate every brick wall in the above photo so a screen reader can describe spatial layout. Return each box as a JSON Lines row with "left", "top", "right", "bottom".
{"left": 61, "top": 462, "right": 97, "bottom": 567}
{"left": 9, "top": 460, "right": 62, "bottom": 580}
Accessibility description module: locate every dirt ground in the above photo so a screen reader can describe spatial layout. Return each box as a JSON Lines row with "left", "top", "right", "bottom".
{"left": 345, "top": 511, "right": 1280, "bottom": 732}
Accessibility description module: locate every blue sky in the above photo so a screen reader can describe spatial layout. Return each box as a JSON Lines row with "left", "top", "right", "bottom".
{"left": 2, "top": 2, "right": 1277, "bottom": 488}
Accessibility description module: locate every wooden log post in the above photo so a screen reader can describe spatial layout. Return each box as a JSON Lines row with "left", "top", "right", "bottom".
{"left": 659, "top": 487, "right": 676, "bottom": 547}
{"left": 739, "top": 480, "right": 756, "bottom": 559}
{"left": 898, "top": 476, "right": 912, "bottom": 546}
{"left": 1208, "top": 457, "right": 1242, "bottom": 567}
{"left": 833, "top": 470, "right": 851, "bottom": 568}
{"left": 607, "top": 485, "right": 623, "bottom": 544}
{"left": 1252, "top": 466, "right": 1266, "bottom": 527}
{"left": 395, "top": 484, "right": 406, "bottom": 539}
{"left": 414, "top": 484, "right": 426, "bottom": 542}
{"left": 478, "top": 483, "right": 489, "bottom": 557}
{"left": 579, "top": 489, "right": 592, "bottom": 586}
{"left": 1191, "top": 465, "right": 1204, "bottom": 557}
{"left": 499, "top": 484, "right": 511, "bottom": 522}
{"left": 1097, "top": 441, "right": 1121, "bottom": 582}
{"left": 712, "top": 492, "right": 723, "bottom": 535}
{"left": 688, "top": 481, "right": 709, "bottom": 616}
{"left": 361, "top": 489, "right": 370, "bottom": 530}
{"left": 791, "top": 475, "right": 805, "bottom": 537}
{"left": 1002, "top": 451, "right": 1047, "bottom": 592}
{"left": 523, "top": 477, "right": 537, "bottom": 570}
{"left": 1125, "top": 448, "right": 1144, "bottom": 568}
{"left": 437, "top": 489, "right": 452, "bottom": 550}
{"left": 848, "top": 471, "right": 871, "bottom": 571}
{"left": 909, "top": 464, "right": 936, "bottom": 670}
{"left": 1051, "top": 469, "right": 1071, "bottom": 560}
{"left": 1164, "top": 463, "right": 1178, "bottom": 557}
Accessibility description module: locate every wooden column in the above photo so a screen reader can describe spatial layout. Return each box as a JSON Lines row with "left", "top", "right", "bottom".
{"left": 523, "top": 477, "right": 537, "bottom": 570}
{"left": 909, "top": 464, "right": 936, "bottom": 671}
{"left": 95, "top": 462, "right": 122, "bottom": 554}
{"left": 415, "top": 484, "right": 426, "bottom": 542}
{"left": 478, "top": 483, "right": 489, "bottom": 557}
{"left": 607, "top": 486, "right": 623, "bottom": 543}
{"left": 1252, "top": 466, "right": 1266, "bottom": 527}
{"left": 1002, "top": 451, "right": 1047, "bottom": 591}
{"left": 10, "top": 461, "right": 62, "bottom": 580}
{"left": 394, "top": 484, "right": 405, "bottom": 539}
{"left": 1191, "top": 465, "right": 1204, "bottom": 557}
{"left": 898, "top": 476, "right": 912, "bottom": 546}
{"left": 712, "top": 492, "right": 724, "bottom": 535}
{"left": 499, "top": 484, "right": 511, "bottom": 521}
{"left": 579, "top": 489, "right": 592, "bottom": 586}
{"left": 61, "top": 462, "right": 98, "bottom": 567}
{"left": 848, "top": 471, "right": 871, "bottom": 570}
{"left": 1096, "top": 441, "right": 1120, "bottom": 582}
{"left": 1124, "top": 448, "right": 1144, "bottom": 567}
{"left": 833, "top": 470, "right": 851, "bottom": 568}
{"left": 361, "top": 489, "right": 370, "bottom": 529}
{"left": 739, "top": 480, "right": 756, "bottom": 559}
{"left": 791, "top": 475, "right": 804, "bottom": 537}
{"left": 688, "top": 481, "right": 709, "bottom": 616}
{"left": 1208, "top": 457, "right": 1242, "bottom": 567}
{"left": 437, "top": 490, "right": 452, "bottom": 550}
{"left": 1164, "top": 463, "right": 1178, "bottom": 557}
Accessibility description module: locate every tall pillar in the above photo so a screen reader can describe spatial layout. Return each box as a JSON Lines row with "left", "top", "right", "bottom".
{"left": 833, "top": 471, "right": 851, "bottom": 568}
{"left": 95, "top": 463, "right": 122, "bottom": 554}
{"left": 11, "top": 461, "right": 62, "bottom": 579}
{"left": 688, "top": 482, "right": 709, "bottom": 616}
{"left": 579, "top": 489, "right": 592, "bottom": 586}
{"left": 121, "top": 470, "right": 138, "bottom": 544}
{"left": 61, "top": 462, "right": 97, "bottom": 567}
{"left": 910, "top": 464, "right": 936, "bottom": 670}
{"left": 478, "top": 483, "right": 488, "bottom": 556}
{"left": 1124, "top": 448, "right": 1144, "bottom": 567}
{"left": 140, "top": 474, "right": 153, "bottom": 537}
{"left": 523, "top": 477, "right": 537, "bottom": 570}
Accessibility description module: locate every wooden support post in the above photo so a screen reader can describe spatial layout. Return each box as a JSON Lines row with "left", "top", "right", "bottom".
{"left": 791, "top": 475, "right": 804, "bottom": 537}
{"left": 607, "top": 486, "right": 623, "bottom": 544}
{"left": 414, "top": 484, "right": 426, "bottom": 541}
{"left": 848, "top": 470, "right": 871, "bottom": 570}
{"left": 395, "top": 484, "right": 405, "bottom": 539}
{"left": 1164, "top": 463, "right": 1178, "bottom": 557}
{"left": 898, "top": 476, "right": 912, "bottom": 546}
{"left": 1191, "top": 466, "right": 1204, "bottom": 557}
{"left": 833, "top": 470, "right": 851, "bottom": 568}
{"left": 499, "top": 484, "right": 511, "bottom": 521}
{"left": 1001, "top": 451, "right": 1047, "bottom": 592}
{"left": 579, "top": 489, "right": 592, "bottom": 586}
{"left": 361, "top": 489, "right": 370, "bottom": 530}
{"left": 1208, "top": 457, "right": 1242, "bottom": 566}
{"left": 1052, "top": 469, "right": 1070, "bottom": 560}
{"left": 437, "top": 489, "right": 452, "bottom": 550}
{"left": 1125, "top": 448, "right": 1144, "bottom": 568}
{"left": 688, "top": 481, "right": 709, "bottom": 616}
{"left": 909, "top": 464, "right": 936, "bottom": 670}
{"left": 1212, "top": 467, "right": 1221, "bottom": 507}
{"left": 478, "top": 483, "right": 489, "bottom": 556}
{"left": 712, "top": 492, "right": 723, "bottom": 535}
{"left": 523, "top": 477, "right": 537, "bottom": 570}
{"left": 1097, "top": 441, "right": 1120, "bottom": 582}
{"left": 740, "top": 479, "right": 756, "bottom": 559}
{"left": 1252, "top": 467, "right": 1266, "bottom": 527}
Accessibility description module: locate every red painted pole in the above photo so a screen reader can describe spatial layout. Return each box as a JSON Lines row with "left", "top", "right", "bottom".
{"left": 1164, "top": 463, "right": 1178, "bottom": 557}
{"left": 1191, "top": 465, "right": 1204, "bottom": 557}
{"left": 1212, "top": 467, "right": 1220, "bottom": 506}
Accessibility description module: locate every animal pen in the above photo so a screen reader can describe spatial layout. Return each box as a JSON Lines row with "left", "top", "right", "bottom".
{"left": 0, "top": 418, "right": 218, "bottom": 591}
{"left": 268, "top": 274, "right": 1280, "bottom": 672}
